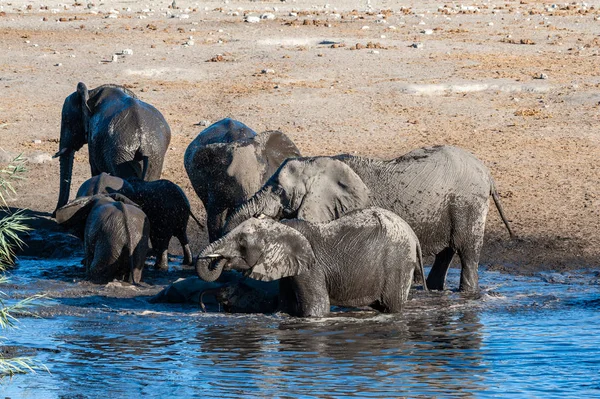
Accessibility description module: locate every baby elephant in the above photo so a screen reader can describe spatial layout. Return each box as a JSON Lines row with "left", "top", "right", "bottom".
{"left": 196, "top": 208, "right": 427, "bottom": 317}
{"left": 56, "top": 194, "right": 150, "bottom": 284}
{"left": 77, "top": 173, "right": 203, "bottom": 269}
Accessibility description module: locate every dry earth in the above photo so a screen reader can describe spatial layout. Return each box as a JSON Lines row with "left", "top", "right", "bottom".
{"left": 0, "top": 0, "right": 599, "bottom": 275}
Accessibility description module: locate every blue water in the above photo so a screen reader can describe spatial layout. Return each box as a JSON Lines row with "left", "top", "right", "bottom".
{"left": 1, "top": 258, "right": 599, "bottom": 398}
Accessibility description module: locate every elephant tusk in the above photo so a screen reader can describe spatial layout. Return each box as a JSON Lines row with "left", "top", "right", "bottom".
{"left": 197, "top": 254, "right": 222, "bottom": 260}
{"left": 53, "top": 147, "right": 69, "bottom": 158}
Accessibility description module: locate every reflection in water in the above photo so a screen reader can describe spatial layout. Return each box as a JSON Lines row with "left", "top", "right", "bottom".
{"left": 1, "top": 259, "right": 599, "bottom": 398}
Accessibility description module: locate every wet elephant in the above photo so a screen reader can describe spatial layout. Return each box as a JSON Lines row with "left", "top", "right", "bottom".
{"left": 197, "top": 208, "right": 426, "bottom": 317}
{"left": 224, "top": 145, "right": 515, "bottom": 293}
{"left": 76, "top": 173, "right": 203, "bottom": 269}
{"left": 54, "top": 82, "right": 171, "bottom": 214}
{"left": 56, "top": 194, "right": 150, "bottom": 284}
{"left": 183, "top": 118, "right": 301, "bottom": 242}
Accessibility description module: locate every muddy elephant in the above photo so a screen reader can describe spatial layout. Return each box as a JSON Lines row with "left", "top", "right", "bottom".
{"left": 183, "top": 118, "right": 301, "bottom": 242}
{"left": 197, "top": 208, "right": 426, "bottom": 317}
{"left": 76, "top": 173, "right": 203, "bottom": 269}
{"left": 56, "top": 194, "right": 150, "bottom": 284}
{"left": 54, "top": 82, "right": 171, "bottom": 214}
{"left": 224, "top": 145, "right": 515, "bottom": 293}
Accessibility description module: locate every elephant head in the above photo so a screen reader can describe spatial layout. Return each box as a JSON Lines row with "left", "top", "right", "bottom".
{"left": 55, "top": 193, "right": 138, "bottom": 239}
{"left": 196, "top": 217, "right": 314, "bottom": 283}
{"left": 54, "top": 82, "right": 92, "bottom": 213}
{"left": 223, "top": 157, "right": 371, "bottom": 234}
{"left": 184, "top": 118, "right": 301, "bottom": 241}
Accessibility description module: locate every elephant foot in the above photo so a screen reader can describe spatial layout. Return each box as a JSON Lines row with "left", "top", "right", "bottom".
{"left": 154, "top": 251, "right": 170, "bottom": 270}
{"left": 182, "top": 244, "right": 193, "bottom": 265}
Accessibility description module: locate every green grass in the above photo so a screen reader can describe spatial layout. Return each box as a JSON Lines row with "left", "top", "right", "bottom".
{"left": 0, "top": 155, "right": 48, "bottom": 380}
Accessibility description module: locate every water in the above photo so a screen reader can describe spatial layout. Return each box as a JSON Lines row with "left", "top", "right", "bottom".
{"left": 1, "top": 258, "right": 599, "bottom": 398}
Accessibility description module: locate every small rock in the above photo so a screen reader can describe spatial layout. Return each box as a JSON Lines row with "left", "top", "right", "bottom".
{"left": 32, "top": 139, "right": 42, "bottom": 144}
{"left": 54, "top": 63, "right": 62, "bottom": 67}
{"left": 112, "top": 54, "right": 118, "bottom": 62}
{"left": 411, "top": 42, "right": 423, "bottom": 49}
{"left": 421, "top": 29, "right": 433, "bottom": 35}
{"left": 198, "top": 120, "right": 211, "bottom": 127}
{"left": 185, "top": 40, "right": 195, "bottom": 46}
{"left": 361, "top": 25, "right": 370, "bottom": 30}
{"left": 261, "top": 68, "right": 275, "bottom": 74}
{"left": 370, "top": 50, "right": 379, "bottom": 54}
{"left": 121, "top": 49, "right": 133, "bottom": 55}
{"left": 27, "top": 152, "right": 53, "bottom": 164}
{"left": 260, "top": 13, "right": 275, "bottom": 20}
{"left": 537, "top": 73, "right": 549, "bottom": 80}
{"left": 245, "top": 15, "right": 260, "bottom": 23}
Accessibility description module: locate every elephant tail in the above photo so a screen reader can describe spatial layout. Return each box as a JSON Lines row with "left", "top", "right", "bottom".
{"left": 189, "top": 209, "right": 206, "bottom": 230}
{"left": 416, "top": 243, "right": 427, "bottom": 292}
{"left": 490, "top": 178, "right": 516, "bottom": 239}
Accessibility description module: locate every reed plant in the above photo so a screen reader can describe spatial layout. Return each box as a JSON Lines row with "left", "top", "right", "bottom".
{"left": 0, "top": 154, "right": 47, "bottom": 379}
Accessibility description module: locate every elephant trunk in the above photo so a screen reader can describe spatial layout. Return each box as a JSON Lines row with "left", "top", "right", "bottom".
{"left": 55, "top": 150, "right": 75, "bottom": 213}
{"left": 196, "top": 240, "right": 227, "bottom": 282}
{"left": 223, "top": 188, "right": 283, "bottom": 235}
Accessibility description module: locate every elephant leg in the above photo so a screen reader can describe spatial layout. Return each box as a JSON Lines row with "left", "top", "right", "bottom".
{"left": 151, "top": 235, "right": 170, "bottom": 270}
{"left": 176, "top": 231, "right": 193, "bottom": 265}
{"left": 291, "top": 273, "right": 330, "bottom": 318}
{"left": 154, "top": 248, "right": 169, "bottom": 270}
{"left": 457, "top": 242, "right": 483, "bottom": 293}
{"left": 426, "top": 247, "right": 456, "bottom": 291}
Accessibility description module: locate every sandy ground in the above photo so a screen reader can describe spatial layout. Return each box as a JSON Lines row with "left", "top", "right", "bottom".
{"left": 0, "top": 0, "right": 599, "bottom": 275}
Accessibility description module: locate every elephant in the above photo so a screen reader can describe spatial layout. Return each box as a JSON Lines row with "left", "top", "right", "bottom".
{"left": 224, "top": 145, "right": 515, "bottom": 293}
{"left": 54, "top": 82, "right": 171, "bottom": 214}
{"left": 149, "top": 275, "right": 279, "bottom": 314}
{"left": 55, "top": 194, "right": 150, "bottom": 284}
{"left": 196, "top": 208, "right": 427, "bottom": 317}
{"left": 183, "top": 118, "right": 301, "bottom": 242}
{"left": 76, "top": 173, "right": 203, "bottom": 269}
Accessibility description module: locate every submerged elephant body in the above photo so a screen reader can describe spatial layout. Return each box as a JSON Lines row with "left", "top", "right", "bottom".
{"left": 55, "top": 82, "right": 171, "bottom": 213}
{"left": 76, "top": 173, "right": 202, "bottom": 269}
{"left": 197, "top": 208, "right": 426, "bottom": 318}
{"left": 184, "top": 118, "right": 301, "bottom": 241}
{"left": 224, "top": 145, "right": 515, "bottom": 292}
{"left": 56, "top": 194, "right": 150, "bottom": 284}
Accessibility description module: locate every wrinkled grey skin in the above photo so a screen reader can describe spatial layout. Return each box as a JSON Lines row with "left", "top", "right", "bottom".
{"left": 224, "top": 145, "right": 515, "bottom": 293}
{"left": 76, "top": 173, "right": 202, "bottom": 269}
{"left": 150, "top": 275, "right": 279, "bottom": 314}
{"left": 56, "top": 194, "right": 150, "bottom": 284}
{"left": 54, "top": 82, "right": 171, "bottom": 214}
{"left": 197, "top": 208, "right": 426, "bottom": 317}
{"left": 184, "top": 118, "right": 301, "bottom": 242}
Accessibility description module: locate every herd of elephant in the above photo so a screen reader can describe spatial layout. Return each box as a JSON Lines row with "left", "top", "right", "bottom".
{"left": 52, "top": 82, "right": 515, "bottom": 318}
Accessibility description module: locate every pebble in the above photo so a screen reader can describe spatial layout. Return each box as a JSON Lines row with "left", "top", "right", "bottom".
{"left": 262, "top": 69, "right": 275, "bottom": 74}
{"left": 121, "top": 49, "right": 133, "bottom": 55}
{"left": 185, "top": 40, "right": 195, "bottom": 46}
{"left": 370, "top": 50, "right": 379, "bottom": 54}
{"left": 198, "top": 120, "right": 211, "bottom": 127}
{"left": 55, "top": 63, "right": 62, "bottom": 66}
{"left": 32, "top": 139, "right": 42, "bottom": 144}
{"left": 245, "top": 15, "right": 260, "bottom": 23}
{"left": 538, "top": 73, "right": 549, "bottom": 80}
{"left": 361, "top": 26, "right": 370, "bottom": 30}
{"left": 112, "top": 54, "right": 118, "bottom": 62}
{"left": 411, "top": 42, "right": 424, "bottom": 49}
{"left": 421, "top": 29, "right": 433, "bottom": 35}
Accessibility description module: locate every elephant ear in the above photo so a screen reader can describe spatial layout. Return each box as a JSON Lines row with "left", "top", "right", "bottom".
{"left": 55, "top": 195, "right": 100, "bottom": 229}
{"left": 291, "top": 158, "right": 371, "bottom": 223}
{"left": 247, "top": 219, "right": 314, "bottom": 282}
{"left": 255, "top": 130, "right": 301, "bottom": 177}
{"left": 76, "top": 82, "right": 91, "bottom": 119}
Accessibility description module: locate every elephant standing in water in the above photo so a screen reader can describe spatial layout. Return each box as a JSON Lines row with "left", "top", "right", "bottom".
{"left": 184, "top": 118, "right": 301, "bottom": 242}
{"left": 197, "top": 208, "right": 426, "bottom": 317}
{"left": 224, "top": 145, "right": 515, "bottom": 293}
{"left": 77, "top": 173, "right": 203, "bottom": 269}
{"left": 55, "top": 194, "right": 150, "bottom": 284}
{"left": 54, "top": 82, "right": 171, "bottom": 214}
